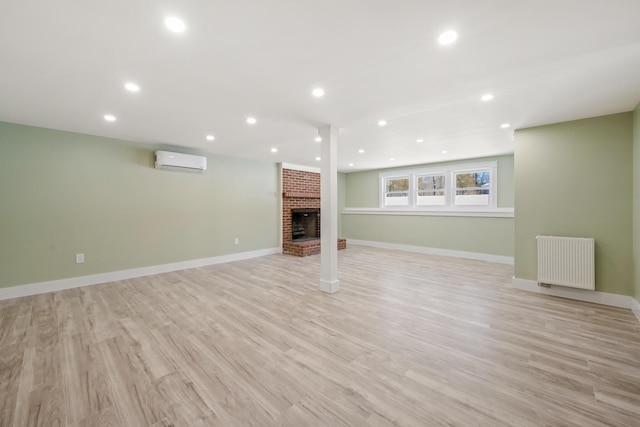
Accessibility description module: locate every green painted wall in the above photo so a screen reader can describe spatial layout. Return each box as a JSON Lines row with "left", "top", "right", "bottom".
{"left": 634, "top": 104, "right": 640, "bottom": 303}
{"left": 338, "top": 172, "right": 346, "bottom": 237}
{"left": 345, "top": 155, "right": 514, "bottom": 208}
{"left": 341, "top": 155, "right": 514, "bottom": 257}
{"left": 514, "top": 113, "right": 633, "bottom": 296}
{"left": 0, "top": 122, "right": 280, "bottom": 288}
{"left": 342, "top": 215, "right": 513, "bottom": 256}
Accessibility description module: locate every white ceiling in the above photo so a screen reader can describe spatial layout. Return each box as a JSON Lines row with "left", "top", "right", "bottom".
{"left": 2, "top": 0, "right": 640, "bottom": 172}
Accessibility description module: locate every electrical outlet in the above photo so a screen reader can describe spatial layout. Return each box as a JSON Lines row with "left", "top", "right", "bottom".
{"left": 76, "top": 253, "right": 85, "bottom": 264}
{"left": 234, "top": 238, "right": 239, "bottom": 245}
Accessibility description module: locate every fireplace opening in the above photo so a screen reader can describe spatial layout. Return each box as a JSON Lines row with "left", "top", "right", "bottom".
{"left": 291, "top": 208, "right": 320, "bottom": 241}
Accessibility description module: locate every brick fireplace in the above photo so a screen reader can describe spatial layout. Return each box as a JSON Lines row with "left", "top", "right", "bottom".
{"left": 282, "top": 168, "right": 346, "bottom": 256}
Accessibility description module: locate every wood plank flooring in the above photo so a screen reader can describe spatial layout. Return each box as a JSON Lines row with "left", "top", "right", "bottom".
{"left": 1, "top": 246, "right": 639, "bottom": 426}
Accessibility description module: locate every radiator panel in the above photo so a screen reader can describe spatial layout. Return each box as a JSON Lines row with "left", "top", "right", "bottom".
{"left": 536, "top": 236, "right": 595, "bottom": 290}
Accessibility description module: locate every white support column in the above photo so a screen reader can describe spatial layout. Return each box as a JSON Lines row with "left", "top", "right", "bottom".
{"left": 319, "top": 125, "right": 340, "bottom": 293}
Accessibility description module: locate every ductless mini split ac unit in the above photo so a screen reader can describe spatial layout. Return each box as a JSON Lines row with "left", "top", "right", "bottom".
{"left": 155, "top": 150, "right": 207, "bottom": 172}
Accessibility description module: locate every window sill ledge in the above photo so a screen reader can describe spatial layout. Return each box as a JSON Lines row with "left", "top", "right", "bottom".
{"left": 342, "top": 208, "right": 514, "bottom": 218}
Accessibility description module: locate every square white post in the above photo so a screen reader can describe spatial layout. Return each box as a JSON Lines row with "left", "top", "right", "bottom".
{"left": 319, "top": 125, "right": 340, "bottom": 293}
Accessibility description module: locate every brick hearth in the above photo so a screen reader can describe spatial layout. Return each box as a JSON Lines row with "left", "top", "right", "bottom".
{"left": 283, "top": 238, "right": 347, "bottom": 257}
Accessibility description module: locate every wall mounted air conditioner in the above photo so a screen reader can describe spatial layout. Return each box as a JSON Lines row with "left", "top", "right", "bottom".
{"left": 155, "top": 150, "right": 207, "bottom": 172}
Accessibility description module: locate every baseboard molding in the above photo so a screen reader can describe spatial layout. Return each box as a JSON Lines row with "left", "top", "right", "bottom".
{"left": 347, "top": 239, "right": 514, "bottom": 265}
{"left": 632, "top": 298, "right": 640, "bottom": 323}
{"left": 0, "top": 247, "right": 282, "bottom": 301}
{"left": 512, "top": 277, "right": 635, "bottom": 310}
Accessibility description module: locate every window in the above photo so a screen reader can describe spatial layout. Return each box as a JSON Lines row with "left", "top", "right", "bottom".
{"left": 383, "top": 176, "right": 409, "bottom": 206}
{"left": 454, "top": 171, "right": 490, "bottom": 206}
{"left": 416, "top": 174, "right": 446, "bottom": 206}
{"left": 380, "top": 161, "right": 497, "bottom": 210}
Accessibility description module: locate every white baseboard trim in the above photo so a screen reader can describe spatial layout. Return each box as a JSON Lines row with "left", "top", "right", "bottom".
{"left": 347, "top": 239, "right": 514, "bottom": 265}
{"left": 632, "top": 298, "right": 640, "bottom": 323}
{"left": 0, "top": 247, "right": 282, "bottom": 301}
{"left": 512, "top": 277, "right": 634, "bottom": 310}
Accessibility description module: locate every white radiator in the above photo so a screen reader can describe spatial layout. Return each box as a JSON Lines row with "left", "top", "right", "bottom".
{"left": 536, "top": 236, "right": 595, "bottom": 290}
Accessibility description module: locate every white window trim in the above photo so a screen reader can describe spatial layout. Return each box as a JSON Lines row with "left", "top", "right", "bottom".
{"left": 379, "top": 174, "right": 413, "bottom": 208}
{"left": 379, "top": 161, "right": 499, "bottom": 211}
{"left": 414, "top": 171, "right": 449, "bottom": 209}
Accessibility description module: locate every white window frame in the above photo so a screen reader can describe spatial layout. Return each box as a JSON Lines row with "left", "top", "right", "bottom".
{"left": 379, "top": 161, "right": 498, "bottom": 211}
{"left": 380, "top": 175, "right": 412, "bottom": 208}
{"left": 415, "top": 172, "right": 448, "bottom": 208}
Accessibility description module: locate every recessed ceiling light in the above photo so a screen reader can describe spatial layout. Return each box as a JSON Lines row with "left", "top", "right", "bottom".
{"left": 315, "top": 136, "right": 322, "bottom": 142}
{"left": 124, "top": 82, "right": 140, "bottom": 92}
{"left": 500, "top": 123, "right": 511, "bottom": 129}
{"left": 270, "top": 147, "right": 278, "bottom": 153}
{"left": 389, "top": 157, "right": 395, "bottom": 161}
{"left": 438, "top": 30, "right": 458, "bottom": 45}
{"left": 165, "top": 16, "right": 186, "bottom": 33}
{"left": 358, "top": 149, "right": 365, "bottom": 154}
{"left": 312, "top": 88, "right": 325, "bottom": 98}
{"left": 481, "top": 93, "right": 494, "bottom": 102}
{"left": 104, "top": 114, "right": 116, "bottom": 122}
{"left": 246, "top": 117, "right": 257, "bottom": 125}
{"left": 442, "top": 150, "right": 448, "bottom": 154}
{"left": 206, "top": 135, "right": 215, "bottom": 141}
{"left": 416, "top": 138, "right": 424, "bottom": 143}
{"left": 348, "top": 163, "right": 354, "bottom": 167}
{"left": 378, "top": 120, "right": 387, "bottom": 127}
{"left": 315, "top": 156, "right": 321, "bottom": 161}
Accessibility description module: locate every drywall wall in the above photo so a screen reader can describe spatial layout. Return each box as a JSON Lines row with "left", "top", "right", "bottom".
{"left": 0, "top": 122, "right": 280, "bottom": 288}
{"left": 341, "top": 214, "right": 513, "bottom": 257}
{"left": 338, "top": 172, "right": 346, "bottom": 237}
{"left": 341, "top": 155, "right": 514, "bottom": 257}
{"left": 634, "top": 104, "right": 640, "bottom": 303}
{"left": 514, "top": 113, "right": 633, "bottom": 296}
{"left": 344, "top": 155, "right": 514, "bottom": 208}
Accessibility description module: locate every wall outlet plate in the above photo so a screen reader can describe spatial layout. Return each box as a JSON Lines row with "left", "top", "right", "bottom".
{"left": 76, "top": 253, "right": 85, "bottom": 264}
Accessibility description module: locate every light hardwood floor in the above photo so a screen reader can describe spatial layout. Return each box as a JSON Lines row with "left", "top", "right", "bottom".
{"left": 1, "top": 246, "right": 639, "bottom": 426}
